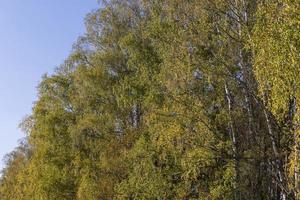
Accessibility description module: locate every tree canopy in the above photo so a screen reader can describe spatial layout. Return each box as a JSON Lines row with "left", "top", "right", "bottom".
{"left": 0, "top": 0, "right": 299, "bottom": 199}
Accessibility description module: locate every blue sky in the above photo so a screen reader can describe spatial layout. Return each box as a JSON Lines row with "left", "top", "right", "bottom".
{"left": 0, "top": 0, "right": 99, "bottom": 170}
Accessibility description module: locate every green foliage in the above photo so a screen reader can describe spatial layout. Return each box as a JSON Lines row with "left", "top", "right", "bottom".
{"left": 1, "top": 0, "right": 299, "bottom": 199}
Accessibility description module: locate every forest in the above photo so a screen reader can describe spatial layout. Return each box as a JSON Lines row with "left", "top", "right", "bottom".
{"left": 0, "top": 0, "right": 299, "bottom": 199}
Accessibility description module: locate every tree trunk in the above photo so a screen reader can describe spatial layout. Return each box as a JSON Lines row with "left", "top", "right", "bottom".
{"left": 225, "top": 83, "right": 239, "bottom": 199}
{"left": 295, "top": 130, "right": 299, "bottom": 199}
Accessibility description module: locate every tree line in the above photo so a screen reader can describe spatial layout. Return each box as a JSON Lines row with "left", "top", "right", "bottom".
{"left": 0, "top": 0, "right": 299, "bottom": 199}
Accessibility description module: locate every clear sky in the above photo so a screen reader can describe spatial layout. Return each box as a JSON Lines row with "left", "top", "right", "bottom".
{"left": 0, "top": 0, "right": 99, "bottom": 170}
